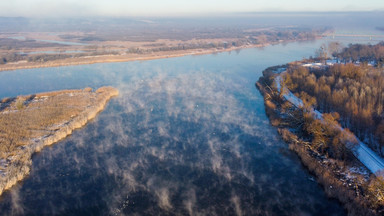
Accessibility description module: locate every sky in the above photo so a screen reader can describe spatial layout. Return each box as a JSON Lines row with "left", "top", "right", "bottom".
{"left": 1, "top": 0, "right": 384, "bottom": 17}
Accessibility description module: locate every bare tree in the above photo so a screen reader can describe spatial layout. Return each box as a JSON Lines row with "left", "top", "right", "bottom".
{"left": 315, "top": 44, "right": 328, "bottom": 64}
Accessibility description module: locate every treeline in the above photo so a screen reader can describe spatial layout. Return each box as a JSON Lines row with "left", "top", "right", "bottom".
{"left": 333, "top": 42, "right": 384, "bottom": 65}
{"left": 61, "top": 26, "right": 322, "bottom": 43}
{"left": 142, "top": 30, "right": 319, "bottom": 54}
{"left": 120, "top": 27, "right": 321, "bottom": 54}
{"left": 0, "top": 53, "right": 76, "bottom": 64}
{"left": 26, "top": 51, "right": 120, "bottom": 62}
{"left": 0, "top": 38, "right": 63, "bottom": 50}
{"left": 284, "top": 63, "right": 384, "bottom": 155}
{"left": 0, "top": 51, "right": 121, "bottom": 64}
{"left": 0, "top": 53, "right": 26, "bottom": 64}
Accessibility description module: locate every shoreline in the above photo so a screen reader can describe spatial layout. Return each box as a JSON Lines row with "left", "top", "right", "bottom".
{"left": 255, "top": 61, "right": 384, "bottom": 215}
{"left": 0, "top": 37, "right": 318, "bottom": 72}
{"left": 0, "top": 87, "right": 119, "bottom": 196}
{"left": 0, "top": 44, "right": 264, "bottom": 71}
{"left": 255, "top": 81, "right": 376, "bottom": 215}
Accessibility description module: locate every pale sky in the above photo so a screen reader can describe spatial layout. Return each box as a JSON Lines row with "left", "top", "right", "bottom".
{"left": 1, "top": 0, "right": 384, "bottom": 17}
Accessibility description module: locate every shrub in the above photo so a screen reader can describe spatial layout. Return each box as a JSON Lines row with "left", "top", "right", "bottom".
{"left": 15, "top": 97, "right": 25, "bottom": 110}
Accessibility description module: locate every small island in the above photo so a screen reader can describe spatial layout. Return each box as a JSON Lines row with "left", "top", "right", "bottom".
{"left": 0, "top": 86, "right": 119, "bottom": 196}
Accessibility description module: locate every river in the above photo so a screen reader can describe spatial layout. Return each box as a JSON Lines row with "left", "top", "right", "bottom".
{"left": 0, "top": 36, "right": 377, "bottom": 215}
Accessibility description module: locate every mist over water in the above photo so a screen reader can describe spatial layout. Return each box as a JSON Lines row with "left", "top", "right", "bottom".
{"left": 1, "top": 71, "right": 344, "bottom": 215}
{"left": 0, "top": 37, "right": 366, "bottom": 215}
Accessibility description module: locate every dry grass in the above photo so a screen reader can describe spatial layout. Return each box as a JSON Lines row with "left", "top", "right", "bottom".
{"left": 0, "top": 86, "right": 118, "bottom": 195}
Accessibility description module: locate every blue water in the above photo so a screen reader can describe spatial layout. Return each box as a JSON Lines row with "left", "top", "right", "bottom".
{"left": 0, "top": 37, "right": 371, "bottom": 215}
{"left": 8, "top": 36, "right": 26, "bottom": 40}
{"left": 37, "top": 39, "right": 88, "bottom": 46}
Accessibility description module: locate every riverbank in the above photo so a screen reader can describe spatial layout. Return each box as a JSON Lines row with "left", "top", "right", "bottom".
{"left": 0, "top": 33, "right": 324, "bottom": 72}
{"left": 0, "top": 21, "right": 328, "bottom": 72}
{"left": 256, "top": 70, "right": 382, "bottom": 215}
{"left": 0, "top": 86, "right": 119, "bottom": 196}
{"left": 0, "top": 43, "right": 267, "bottom": 72}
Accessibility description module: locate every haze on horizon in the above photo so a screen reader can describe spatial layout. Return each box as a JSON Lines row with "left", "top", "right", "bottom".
{"left": 1, "top": 0, "right": 384, "bottom": 17}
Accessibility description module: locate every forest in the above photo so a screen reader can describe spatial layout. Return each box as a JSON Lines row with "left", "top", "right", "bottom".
{"left": 333, "top": 42, "right": 384, "bottom": 65}
{"left": 256, "top": 42, "right": 384, "bottom": 215}
{"left": 283, "top": 47, "right": 384, "bottom": 156}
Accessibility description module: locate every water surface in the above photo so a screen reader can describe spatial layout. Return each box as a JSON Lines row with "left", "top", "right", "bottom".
{"left": 36, "top": 39, "right": 88, "bottom": 46}
{"left": 0, "top": 38, "right": 364, "bottom": 215}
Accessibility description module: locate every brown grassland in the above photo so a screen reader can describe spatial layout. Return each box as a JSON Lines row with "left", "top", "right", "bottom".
{"left": 0, "top": 86, "right": 119, "bottom": 196}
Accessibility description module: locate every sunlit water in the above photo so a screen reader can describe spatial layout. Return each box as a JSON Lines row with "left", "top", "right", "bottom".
{"left": 0, "top": 35, "right": 380, "bottom": 215}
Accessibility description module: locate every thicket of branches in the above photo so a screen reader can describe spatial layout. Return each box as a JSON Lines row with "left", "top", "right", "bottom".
{"left": 334, "top": 42, "right": 384, "bottom": 65}
{"left": 284, "top": 63, "right": 384, "bottom": 155}
{"left": 259, "top": 63, "right": 384, "bottom": 214}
